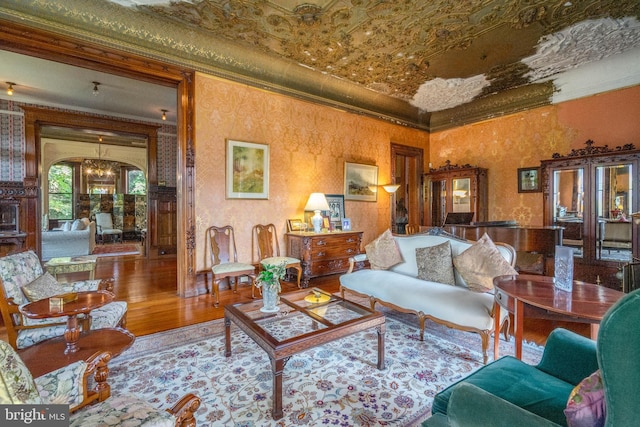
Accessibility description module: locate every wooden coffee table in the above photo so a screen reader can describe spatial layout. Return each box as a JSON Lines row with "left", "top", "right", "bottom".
{"left": 224, "top": 288, "right": 385, "bottom": 420}
{"left": 493, "top": 274, "right": 624, "bottom": 360}
{"left": 20, "top": 290, "right": 115, "bottom": 354}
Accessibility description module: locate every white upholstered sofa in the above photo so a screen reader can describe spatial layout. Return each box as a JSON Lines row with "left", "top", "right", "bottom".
{"left": 340, "top": 229, "right": 517, "bottom": 363}
{"left": 42, "top": 219, "right": 96, "bottom": 260}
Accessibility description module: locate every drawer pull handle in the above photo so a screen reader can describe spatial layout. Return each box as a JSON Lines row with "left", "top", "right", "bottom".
{"left": 316, "top": 241, "right": 327, "bottom": 246}
{"left": 346, "top": 238, "right": 355, "bottom": 243}
{"left": 317, "top": 251, "right": 326, "bottom": 257}
{"left": 346, "top": 249, "right": 354, "bottom": 254}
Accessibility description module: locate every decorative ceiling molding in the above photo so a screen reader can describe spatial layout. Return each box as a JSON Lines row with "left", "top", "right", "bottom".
{"left": 1, "top": 0, "right": 639, "bottom": 131}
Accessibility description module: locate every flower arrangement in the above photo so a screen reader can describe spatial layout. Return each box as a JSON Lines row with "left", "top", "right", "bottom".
{"left": 255, "top": 262, "right": 287, "bottom": 293}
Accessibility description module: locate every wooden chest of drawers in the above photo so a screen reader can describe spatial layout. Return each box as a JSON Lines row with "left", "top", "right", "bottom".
{"left": 286, "top": 231, "right": 363, "bottom": 287}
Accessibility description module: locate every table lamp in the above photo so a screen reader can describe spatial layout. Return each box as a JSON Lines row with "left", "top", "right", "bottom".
{"left": 305, "top": 192, "right": 330, "bottom": 233}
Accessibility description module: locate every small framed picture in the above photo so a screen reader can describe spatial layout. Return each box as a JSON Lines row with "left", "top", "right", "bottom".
{"left": 518, "top": 167, "right": 541, "bottom": 193}
{"left": 325, "top": 194, "right": 345, "bottom": 228}
{"left": 342, "top": 218, "right": 352, "bottom": 231}
{"left": 226, "top": 139, "right": 269, "bottom": 199}
{"left": 287, "top": 218, "right": 304, "bottom": 232}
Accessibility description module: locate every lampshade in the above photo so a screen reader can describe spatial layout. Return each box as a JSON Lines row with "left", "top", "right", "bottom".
{"left": 383, "top": 184, "right": 400, "bottom": 194}
{"left": 304, "top": 193, "right": 330, "bottom": 212}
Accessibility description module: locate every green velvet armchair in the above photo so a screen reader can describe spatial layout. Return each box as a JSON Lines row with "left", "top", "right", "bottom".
{"left": 424, "top": 288, "right": 640, "bottom": 427}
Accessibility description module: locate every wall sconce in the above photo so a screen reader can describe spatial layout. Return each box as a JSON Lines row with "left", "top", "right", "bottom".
{"left": 304, "top": 192, "right": 330, "bottom": 233}
{"left": 6, "top": 82, "right": 15, "bottom": 96}
{"left": 92, "top": 81, "right": 100, "bottom": 96}
{"left": 161, "top": 109, "right": 168, "bottom": 121}
{"left": 382, "top": 184, "right": 400, "bottom": 194}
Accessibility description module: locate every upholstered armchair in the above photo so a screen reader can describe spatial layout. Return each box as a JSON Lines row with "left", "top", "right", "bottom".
{"left": 0, "top": 250, "right": 127, "bottom": 349}
{"left": 424, "top": 288, "right": 640, "bottom": 427}
{"left": 0, "top": 340, "right": 201, "bottom": 426}
{"left": 95, "top": 212, "right": 123, "bottom": 244}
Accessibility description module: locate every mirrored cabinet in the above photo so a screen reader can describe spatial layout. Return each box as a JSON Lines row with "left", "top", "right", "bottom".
{"left": 424, "top": 161, "right": 488, "bottom": 226}
{"left": 542, "top": 140, "right": 639, "bottom": 265}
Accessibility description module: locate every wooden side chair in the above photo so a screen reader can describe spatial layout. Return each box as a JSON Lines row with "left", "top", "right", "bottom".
{"left": 253, "top": 223, "right": 302, "bottom": 289}
{"left": 206, "top": 225, "right": 256, "bottom": 307}
{"left": 405, "top": 224, "right": 421, "bottom": 235}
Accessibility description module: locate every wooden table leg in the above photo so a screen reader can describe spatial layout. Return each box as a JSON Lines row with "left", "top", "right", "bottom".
{"left": 493, "top": 303, "right": 501, "bottom": 360}
{"left": 377, "top": 324, "right": 385, "bottom": 370}
{"left": 64, "top": 315, "right": 81, "bottom": 354}
{"left": 590, "top": 323, "right": 600, "bottom": 340}
{"left": 224, "top": 317, "right": 232, "bottom": 357}
{"left": 271, "top": 357, "right": 285, "bottom": 420}
{"left": 514, "top": 298, "right": 524, "bottom": 360}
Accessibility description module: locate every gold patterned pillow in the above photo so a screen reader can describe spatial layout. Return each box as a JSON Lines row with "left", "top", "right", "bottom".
{"left": 365, "top": 229, "right": 403, "bottom": 270}
{"left": 416, "top": 241, "right": 455, "bottom": 285}
{"left": 453, "top": 233, "right": 517, "bottom": 292}
{"left": 21, "top": 272, "right": 67, "bottom": 302}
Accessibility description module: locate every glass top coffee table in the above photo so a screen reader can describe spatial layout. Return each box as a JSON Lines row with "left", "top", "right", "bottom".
{"left": 224, "top": 288, "right": 386, "bottom": 420}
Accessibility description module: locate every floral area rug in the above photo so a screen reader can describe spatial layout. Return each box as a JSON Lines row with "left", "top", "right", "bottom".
{"left": 109, "top": 307, "right": 543, "bottom": 427}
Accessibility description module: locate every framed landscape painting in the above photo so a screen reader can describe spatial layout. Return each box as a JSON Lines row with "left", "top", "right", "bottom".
{"left": 344, "top": 162, "right": 378, "bottom": 202}
{"left": 226, "top": 140, "right": 269, "bottom": 199}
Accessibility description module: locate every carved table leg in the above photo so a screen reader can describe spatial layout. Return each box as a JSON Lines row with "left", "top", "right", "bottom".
{"left": 64, "top": 315, "right": 81, "bottom": 354}
{"left": 271, "top": 357, "right": 286, "bottom": 420}
{"left": 224, "top": 316, "right": 232, "bottom": 357}
{"left": 377, "top": 323, "right": 386, "bottom": 370}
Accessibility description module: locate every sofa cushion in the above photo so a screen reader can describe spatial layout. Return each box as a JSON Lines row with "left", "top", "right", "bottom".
{"left": 62, "top": 221, "right": 72, "bottom": 231}
{"left": 416, "top": 241, "right": 455, "bottom": 285}
{"left": 564, "top": 370, "right": 606, "bottom": 427}
{"left": 365, "top": 229, "right": 403, "bottom": 270}
{"left": 432, "top": 355, "right": 574, "bottom": 426}
{"left": 453, "top": 233, "right": 518, "bottom": 292}
{"left": 21, "top": 272, "right": 68, "bottom": 302}
{"left": 70, "top": 219, "right": 86, "bottom": 231}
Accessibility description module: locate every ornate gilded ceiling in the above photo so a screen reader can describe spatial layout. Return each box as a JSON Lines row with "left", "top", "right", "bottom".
{"left": 1, "top": 0, "right": 640, "bottom": 130}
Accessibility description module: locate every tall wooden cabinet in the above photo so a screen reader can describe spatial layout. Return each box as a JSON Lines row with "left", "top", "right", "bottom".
{"left": 424, "top": 161, "right": 488, "bottom": 226}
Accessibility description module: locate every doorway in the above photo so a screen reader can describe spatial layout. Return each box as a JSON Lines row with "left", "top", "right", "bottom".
{"left": 1, "top": 21, "right": 197, "bottom": 296}
{"left": 390, "top": 143, "right": 424, "bottom": 234}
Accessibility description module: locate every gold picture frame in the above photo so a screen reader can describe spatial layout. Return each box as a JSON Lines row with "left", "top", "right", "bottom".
{"left": 226, "top": 139, "right": 269, "bottom": 199}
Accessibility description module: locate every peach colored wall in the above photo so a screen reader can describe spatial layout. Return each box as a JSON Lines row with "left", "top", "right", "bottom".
{"left": 194, "top": 73, "right": 429, "bottom": 272}
{"left": 430, "top": 86, "right": 640, "bottom": 227}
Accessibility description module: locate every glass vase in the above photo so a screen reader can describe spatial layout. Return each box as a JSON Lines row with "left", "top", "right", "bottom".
{"left": 260, "top": 285, "right": 280, "bottom": 313}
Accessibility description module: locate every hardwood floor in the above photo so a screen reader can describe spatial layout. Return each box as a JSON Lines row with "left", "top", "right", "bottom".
{"left": 1, "top": 253, "right": 590, "bottom": 347}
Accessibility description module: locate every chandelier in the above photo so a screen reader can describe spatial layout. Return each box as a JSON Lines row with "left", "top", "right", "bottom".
{"left": 83, "top": 138, "right": 119, "bottom": 177}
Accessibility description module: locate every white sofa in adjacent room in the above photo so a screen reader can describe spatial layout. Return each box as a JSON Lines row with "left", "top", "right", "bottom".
{"left": 41, "top": 218, "right": 96, "bottom": 260}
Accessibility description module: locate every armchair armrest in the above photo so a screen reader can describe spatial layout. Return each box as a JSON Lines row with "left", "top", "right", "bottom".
{"left": 444, "top": 383, "right": 561, "bottom": 427}
{"left": 67, "top": 278, "right": 115, "bottom": 293}
{"left": 346, "top": 254, "right": 368, "bottom": 274}
{"left": 536, "top": 328, "right": 598, "bottom": 385}
{"left": 166, "top": 393, "right": 201, "bottom": 427}
{"left": 35, "top": 351, "right": 111, "bottom": 413}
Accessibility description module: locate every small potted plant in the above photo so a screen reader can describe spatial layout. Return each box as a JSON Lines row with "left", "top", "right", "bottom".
{"left": 255, "top": 262, "right": 286, "bottom": 312}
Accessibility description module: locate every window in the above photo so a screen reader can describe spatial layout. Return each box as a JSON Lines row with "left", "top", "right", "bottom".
{"left": 48, "top": 164, "right": 73, "bottom": 220}
{"left": 127, "top": 169, "right": 146, "bottom": 194}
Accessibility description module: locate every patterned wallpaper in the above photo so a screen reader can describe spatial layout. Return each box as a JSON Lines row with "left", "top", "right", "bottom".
{"left": 0, "top": 100, "right": 176, "bottom": 184}
{"left": 194, "top": 73, "right": 429, "bottom": 271}
{"left": 429, "top": 85, "right": 640, "bottom": 227}
{"left": 0, "top": 100, "right": 25, "bottom": 181}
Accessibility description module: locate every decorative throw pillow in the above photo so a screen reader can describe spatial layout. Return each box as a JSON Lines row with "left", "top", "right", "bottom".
{"left": 564, "top": 370, "right": 606, "bottom": 427}
{"left": 80, "top": 217, "right": 91, "bottom": 228}
{"left": 365, "top": 229, "right": 403, "bottom": 270}
{"left": 21, "top": 272, "right": 67, "bottom": 302}
{"left": 62, "top": 221, "right": 72, "bottom": 232}
{"left": 453, "top": 233, "right": 517, "bottom": 292}
{"left": 70, "top": 219, "right": 86, "bottom": 231}
{"left": 416, "top": 241, "right": 455, "bottom": 285}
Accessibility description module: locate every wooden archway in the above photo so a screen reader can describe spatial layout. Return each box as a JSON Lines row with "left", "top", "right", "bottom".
{"left": 1, "top": 20, "right": 198, "bottom": 297}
